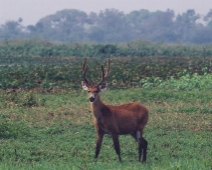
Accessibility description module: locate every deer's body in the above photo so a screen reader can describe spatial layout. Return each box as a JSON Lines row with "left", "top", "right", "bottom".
{"left": 82, "top": 59, "right": 148, "bottom": 162}
{"left": 91, "top": 98, "right": 148, "bottom": 135}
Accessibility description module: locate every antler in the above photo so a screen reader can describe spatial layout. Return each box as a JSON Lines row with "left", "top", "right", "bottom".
{"left": 96, "top": 59, "right": 110, "bottom": 87}
{"left": 82, "top": 58, "right": 110, "bottom": 87}
{"left": 105, "top": 58, "right": 110, "bottom": 78}
{"left": 82, "top": 58, "right": 90, "bottom": 85}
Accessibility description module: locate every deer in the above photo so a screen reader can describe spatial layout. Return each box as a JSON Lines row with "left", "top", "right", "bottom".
{"left": 81, "top": 58, "right": 149, "bottom": 162}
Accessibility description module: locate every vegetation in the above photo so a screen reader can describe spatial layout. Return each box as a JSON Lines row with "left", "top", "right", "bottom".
{"left": 2, "top": 39, "right": 212, "bottom": 58}
{"left": 1, "top": 41, "right": 212, "bottom": 90}
{"left": 1, "top": 9, "right": 212, "bottom": 43}
{"left": 0, "top": 41, "right": 211, "bottom": 169}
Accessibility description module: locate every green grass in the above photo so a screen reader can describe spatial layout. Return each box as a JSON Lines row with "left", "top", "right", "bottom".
{"left": 0, "top": 87, "right": 211, "bottom": 169}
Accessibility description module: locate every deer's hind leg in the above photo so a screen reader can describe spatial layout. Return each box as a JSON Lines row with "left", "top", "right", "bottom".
{"left": 136, "top": 130, "right": 143, "bottom": 162}
{"left": 140, "top": 137, "right": 148, "bottom": 162}
{"left": 136, "top": 129, "right": 148, "bottom": 162}
{"left": 130, "top": 130, "right": 147, "bottom": 162}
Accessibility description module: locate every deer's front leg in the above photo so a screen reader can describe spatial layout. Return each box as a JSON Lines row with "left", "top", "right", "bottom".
{"left": 112, "top": 134, "right": 122, "bottom": 162}
{"left": 94, "top": 129, "right": 104, "bottom": 160}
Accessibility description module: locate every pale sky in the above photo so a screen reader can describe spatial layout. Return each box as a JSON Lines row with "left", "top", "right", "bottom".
{"left": 0, "top": 0, "right": 211, "bottom": 26}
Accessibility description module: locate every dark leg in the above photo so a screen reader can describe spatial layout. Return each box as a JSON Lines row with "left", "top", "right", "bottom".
{"left": 137, "top": 132, "right": 148, "bottom": 162}
{"left": 131, "top": 131, "right": 144, "bottom": 162}
{"left": 112, "top": 134, "right": 122, "bottom": 162}
{"left": 141, "top": 137, "right": 148, "bottom": 162}
{"left": 138, "top": 139, "right": 142, "bottom": 162}
{"left": 94, "top": 131, "right": 104, "bottom": 161}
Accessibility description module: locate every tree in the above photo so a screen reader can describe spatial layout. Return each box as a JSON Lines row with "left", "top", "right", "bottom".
{"left": 1, "top": 8, "right": 212, "bottom": 44}
{"left": 204, "top": 9, "right": 212, "bottom": 29}
{"left": 88, "top": 9, "right": 132, "bottom": 42}
{"left": 174, "top": 9, "right": 200, "bottom": 43}
{"left": 0, "top": 20, "right": 23, "bottom": 39}
{"left": 126, "top": 9, "right": 176, "bottom": 42}
{"left": 31, "top": 9, "right": 89, "bottom": 42}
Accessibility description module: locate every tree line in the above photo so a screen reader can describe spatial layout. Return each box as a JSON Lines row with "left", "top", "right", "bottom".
{"left": 1, "top": 8, "right": 212, "bottom": 44}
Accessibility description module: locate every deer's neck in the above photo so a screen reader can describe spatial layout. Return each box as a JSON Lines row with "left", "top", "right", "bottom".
{"left": 90, "top": 95, "right": 107, "bottom": 119}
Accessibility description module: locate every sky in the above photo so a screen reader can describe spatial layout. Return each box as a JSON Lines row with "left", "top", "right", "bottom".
{"left": 0, "top": 0, "right": 211, "bottom": 26}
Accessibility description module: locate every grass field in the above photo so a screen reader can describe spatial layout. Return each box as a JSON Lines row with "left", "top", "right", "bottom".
{"left": 0, "top": 86, "right": 211, "bottom": 170}
{"left": 0, "top": 40, "right": 212, "bottom": 169}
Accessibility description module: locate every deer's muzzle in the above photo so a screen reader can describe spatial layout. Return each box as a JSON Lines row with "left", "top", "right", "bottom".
{"left": 89, "top": 96, "right": 95, "bottom": 102}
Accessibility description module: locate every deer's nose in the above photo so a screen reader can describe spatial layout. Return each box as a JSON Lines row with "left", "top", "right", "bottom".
{"left": 89, "top": 96, "right": 95, "bottom": 102}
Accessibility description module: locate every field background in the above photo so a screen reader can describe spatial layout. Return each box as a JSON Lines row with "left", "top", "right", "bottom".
{"left": 0, "top": 40, "right": 211, "bottom": 170}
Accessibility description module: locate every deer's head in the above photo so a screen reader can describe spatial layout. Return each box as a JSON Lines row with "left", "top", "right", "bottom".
{"left": 81, "top": 58, "right": 110, "bottom": 103}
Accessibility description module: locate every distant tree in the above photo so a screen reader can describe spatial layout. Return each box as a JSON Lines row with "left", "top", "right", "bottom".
{"left": 203, "top": 9, "right": 212, "bottom": 22}
{"left": 87, "top": 9, "right": 132, "bottom": 42}
{"left": 27, "top": 25, "right": 37, "bottom": 33}
{"left": 30, "top": 9, "right": 89, "bottom": 42}
{"left": 0, "top": 20, "right": 23, "bottom": 39}
{"left": 126, "top": 9, "right": 176, "bottom": 42}
{"left": 191, "top": 9, "right": 212, "bottom": 44}
{"left": 174, "top": 9, "right": 200, "bottom": 43}
{"left": 204, "top": 9, "right": 212, "bottom": 29}
{"left": 1, "top": 8, "right": 212, "bottom": 44}
{"left": 190, "top": 27, "right": 212, "bottom": 44}
{"left": 18, "top": 18, "right": 23, "bottom": 23}
{"left": 87, "top": 26, "right": 105, "bottom": 42}
{"left": 126, "top": 9, "right": 150, "bottom": 39}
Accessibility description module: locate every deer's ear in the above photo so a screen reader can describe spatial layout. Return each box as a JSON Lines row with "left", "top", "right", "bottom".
{"left": 98, "top": 83, "right": 108, "bottom": 91}
{"left": 81, "top": 81, "right": 88, "bottom": 91}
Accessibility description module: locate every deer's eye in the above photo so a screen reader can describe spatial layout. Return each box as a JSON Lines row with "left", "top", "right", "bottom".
{"left": 87, "top": 91, "right": 91, "bottom": 93}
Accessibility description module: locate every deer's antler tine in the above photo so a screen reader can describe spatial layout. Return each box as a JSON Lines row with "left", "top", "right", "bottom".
{"left": 97, "top": 65, "right": 105, "bottom": 87}
{"left": 96, "top": 59, "right": 110, "bottom": 87}
{"left": 82, "top": 58, "right": 90, "bottom": 85}
{"left": 105, "top": 59, "right": 110, "bottom": 78}
{"left": 82, "top": 58, "right": 87, "bottom": 72}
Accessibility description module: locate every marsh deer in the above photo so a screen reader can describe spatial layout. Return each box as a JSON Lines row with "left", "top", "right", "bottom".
{"left": 81, "top": 58, "right": 148, "bottom": 162}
